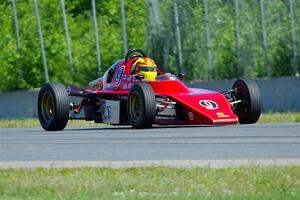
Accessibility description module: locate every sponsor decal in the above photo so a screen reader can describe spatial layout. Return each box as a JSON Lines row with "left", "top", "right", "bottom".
{"left": 102, "top": 103, "right": 112, "bottom": 121}
{"left": 216, "top": 112, "right": 230, "bottom": 118}
{"left": 199, "top": 100, "right": 218, "bottom": 110}
{"left": 188, "top": 112, "right": 195, "bottom": 121}
{"left": 127, "top": 82, "right": 132, "bottom": 89}
{"left": 101, "top": 100, "right": 120, "bottom": 124}
{"left": 115, "top": 66, "right": 125, "bottom": 86}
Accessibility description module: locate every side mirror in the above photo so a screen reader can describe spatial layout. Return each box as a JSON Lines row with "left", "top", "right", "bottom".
{"left": 106, "top": 68, "right": 115, "bottom": 83}
{"left": 178, "top": 72, "right": 186, "bottom": 80}
{"left": 108, "top": 68, "right": 115, "bottom": 76}
{"left": 135, "top": 74, "right": 144, "bottom": 80}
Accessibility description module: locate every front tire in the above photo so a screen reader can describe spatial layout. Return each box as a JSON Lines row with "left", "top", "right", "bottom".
{"left": 38, "top": 83, "right": 69, "bottom": 131}
{"left": 232, "top": 78, "right": 261, "bottom": 124}
{"left": 127, "top": 83, "right": 156, "bottom": 128}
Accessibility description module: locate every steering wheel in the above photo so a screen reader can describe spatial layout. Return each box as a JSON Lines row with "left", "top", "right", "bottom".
{"left": 125, "top": 48, "right": 147, "bottom": 62}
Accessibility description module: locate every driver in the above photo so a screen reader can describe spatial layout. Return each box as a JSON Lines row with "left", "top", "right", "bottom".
{"left": 131, "top": 57, "right": 157, "bottom": 81}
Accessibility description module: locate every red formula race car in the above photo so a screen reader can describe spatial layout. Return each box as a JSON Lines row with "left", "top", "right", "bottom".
{"left": 37, "top": 49, "right": 261, "bottom": 131}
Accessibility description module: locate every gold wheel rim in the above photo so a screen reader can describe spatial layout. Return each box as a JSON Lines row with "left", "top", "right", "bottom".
{"left": 129, "top": 91, "right": 143, "bottom": 122}
{"left": 41, "top": 92, "right": 54, "bottom": 122}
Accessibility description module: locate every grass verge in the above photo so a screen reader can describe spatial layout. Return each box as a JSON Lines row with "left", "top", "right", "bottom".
{"left": 0, "top": 112, "right": 299, "bottom": 128}
{"left": 0, "top": 166, "right": 299, "bottom": 200}
{"left": 258, "top": 112, "right": 300, "bottom": 123}
{"left": 0, "top": 119, "right": 105, "bottom": 128}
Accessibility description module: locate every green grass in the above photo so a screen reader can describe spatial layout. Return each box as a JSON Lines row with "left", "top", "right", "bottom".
{"left": 0, "top": 112, "right": 299, "bottom": 128}
{"left": 258, "top": 112, "right": 300, "bottom": 123}
{"left": 0, "top": 119, "right": 105, "bottom": 128}
{"left": 0, "top": 166, "right": 299, "bottom": 200}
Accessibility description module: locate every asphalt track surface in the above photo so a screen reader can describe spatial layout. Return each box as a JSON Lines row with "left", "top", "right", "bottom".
{"left": 0, "top": 123, "right": 299, "bottom": 168}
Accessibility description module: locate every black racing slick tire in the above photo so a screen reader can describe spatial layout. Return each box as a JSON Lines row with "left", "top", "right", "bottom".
{"left": 232, "top": 78, "right": 261, "bottom": 124}
{"left": 127, "top": 83, "right": 156, "bottom": 128}
{"left": 38, "top": 83, "right": 69, "bottom": 131}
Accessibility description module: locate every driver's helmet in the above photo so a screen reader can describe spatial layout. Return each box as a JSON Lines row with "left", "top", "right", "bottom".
{"left": 133, "top": 57, "right": 157, "bottom": 81}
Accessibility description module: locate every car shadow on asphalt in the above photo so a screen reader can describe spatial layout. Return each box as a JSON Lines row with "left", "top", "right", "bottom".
{"left": 63, "top": 124, "right": 228, "bottom": 132}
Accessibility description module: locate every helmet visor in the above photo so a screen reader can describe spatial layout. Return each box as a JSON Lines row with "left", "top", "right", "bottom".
{"left": 138, "top": 66, "right": 156, "bottom": 72}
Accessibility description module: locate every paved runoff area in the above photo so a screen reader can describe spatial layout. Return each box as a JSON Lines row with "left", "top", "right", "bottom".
{"left": 0, "top": 123, "right": 299, "bottom": 168}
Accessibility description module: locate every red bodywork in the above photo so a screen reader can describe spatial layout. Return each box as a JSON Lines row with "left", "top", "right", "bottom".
{"left": 83, "top": 58, "right": 239, "bottom": 125}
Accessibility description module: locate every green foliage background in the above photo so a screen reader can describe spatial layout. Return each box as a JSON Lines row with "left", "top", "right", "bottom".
{"left": 0, "top": 0, "right": 299, "bottom": 92}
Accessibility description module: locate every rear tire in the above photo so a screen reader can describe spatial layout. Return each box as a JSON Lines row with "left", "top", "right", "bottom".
{"left": 127, "top": 83, "right": 156, "bottom": 128}
{"left": 232, "top": 78, "right": 261, "bottom": 124}
{"left": 38, "top": 83, "right": 69, "bottom": 131}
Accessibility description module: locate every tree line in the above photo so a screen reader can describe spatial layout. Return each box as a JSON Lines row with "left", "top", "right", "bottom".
{"left": 0, "top": 0, "right": 299, "bottom": 92}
